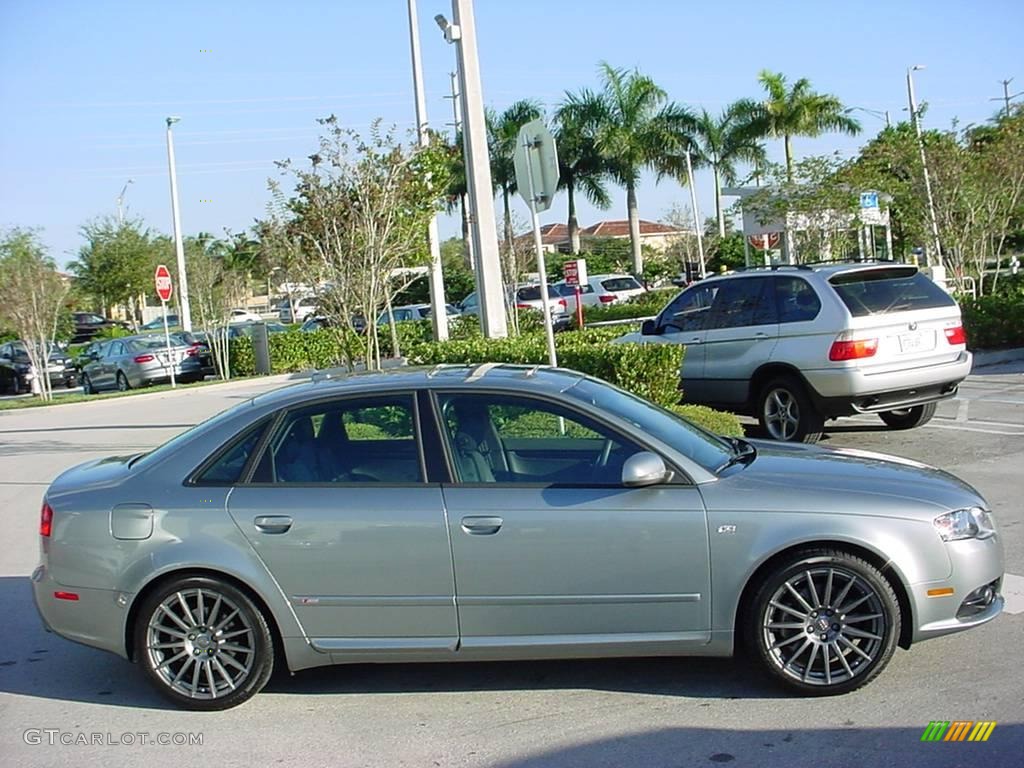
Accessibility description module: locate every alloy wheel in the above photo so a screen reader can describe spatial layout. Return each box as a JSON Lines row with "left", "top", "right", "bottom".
{"left": 764, "top": 387, "right": 800, "bottom": 441}
{"left": 145, "top": 588, "right": 256, "bottom": 700}
{"left": 761, "top": 566, "right": 886, "bottom": 687}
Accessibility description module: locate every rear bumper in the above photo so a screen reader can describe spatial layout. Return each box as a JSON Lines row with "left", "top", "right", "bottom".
{"left": 31, "top": 564, "right": 130, "bottom": 659}
{"left": 803, "top": 351, "right": 971, "bottom": 418}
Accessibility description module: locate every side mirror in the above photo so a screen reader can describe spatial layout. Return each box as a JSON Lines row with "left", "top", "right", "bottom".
{"left": 641, "top": 319, "right": 660, "bottom": 336}
{"left": 621, "top": 451, "right": 672, "bottom": 488}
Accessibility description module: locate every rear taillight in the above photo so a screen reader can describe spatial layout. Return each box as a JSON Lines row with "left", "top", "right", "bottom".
{"left": 515, "top": 303, "right": 533, "bottom": 310}
{"left": 944, "top": 325, "right": 967, "bottom": 345}
{"left": 186, "top": 348, "right": 198, "bottom": 357}
{"left": 40, "top": 502, "right": 53, "bottom": 537}
{"left": 599, "top": 294, "right": 616, "bottom": 304}
{"left": 133, "top": 354, "right": 155, "bottom": 363}
{"left": 829, "top": 336, "right": 879, "bottom": 361}
{"left": 557, "top": 298, "right": 567, "bottom": 309}
{"left": 54, "top": 591, "right": 79, "bottom": 601}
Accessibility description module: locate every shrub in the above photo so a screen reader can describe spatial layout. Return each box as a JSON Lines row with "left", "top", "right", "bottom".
{"left": 572, "top": 288, "right": 674, "bottom": 328}
{"left": 961, "top": 293, "right": 1024, "bottom": 350}
{"left": 228, "top": 328, "right": 365, "bottom": 377}
{"left": 668, "top": 404, "right": 744, "bottom": 437}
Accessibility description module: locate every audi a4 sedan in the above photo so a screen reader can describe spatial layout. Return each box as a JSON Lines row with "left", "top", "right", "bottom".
{"left": 33, "top": 365, "right": 1004, "bottom": 709}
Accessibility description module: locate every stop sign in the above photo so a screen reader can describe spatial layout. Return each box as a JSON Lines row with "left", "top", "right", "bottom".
{"left": 154, "top": 264, "right": 173, "bottom": 302}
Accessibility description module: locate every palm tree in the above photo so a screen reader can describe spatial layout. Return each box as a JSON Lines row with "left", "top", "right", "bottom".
{"left": 745, "top": 70, "right": 861, "bottom": 182}
{"left": 591, "top": 63, "right": 696, "bottom": 275}
{"left": 485, "top": 100, "right": 543, "bottom": 252}
{"left": 687, "top": 105, "right": 767, "bottom": 237}
{"left": 555, "top": 89, "right": 612, "bottom": 254}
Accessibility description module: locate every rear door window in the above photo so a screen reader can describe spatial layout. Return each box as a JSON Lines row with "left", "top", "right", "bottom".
{"left": 829, "top": 268, "right": 955, "bottom": 316}
{"left": 706, "top": 277, "right": 776, "bottom": 329}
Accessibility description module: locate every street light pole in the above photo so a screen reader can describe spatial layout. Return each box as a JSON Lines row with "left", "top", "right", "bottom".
{"left": 437, "top": 0, "right": 507, "bottom": 338}
{"left": 406, "top": 0, "right": 449, "bottom": 341}
{"left": 906, "top": 66, "right": 943, "bottom": 269}
{"left": 165, "top": 117, "right": 193, "bottom": 332}
{"left": 683, "top": 149, "right": 706, "bottom": 279}
{"left": 116, "top": 179, "right": 133, "bottom": 226}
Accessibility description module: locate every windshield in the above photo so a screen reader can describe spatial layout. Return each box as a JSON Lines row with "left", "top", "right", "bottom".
{"left": 564, "top": 377, "right": 733, "bottom": 472}
{"left": 829, "top": 268, "right": 956, "bottom": 316}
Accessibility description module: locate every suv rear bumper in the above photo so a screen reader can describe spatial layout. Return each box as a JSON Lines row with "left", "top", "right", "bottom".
{"left": 803, "top": 351, "right": 972, "bottom": 418}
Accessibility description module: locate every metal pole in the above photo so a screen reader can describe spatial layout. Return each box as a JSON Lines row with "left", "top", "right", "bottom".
{"left": 906, "top": 68, "right": 943, "bottom": 268}
{"left": 884, "top": 110, "right": 891, "bottom": 128}
{"left": 448, "top": 69, "right": 480, "bottom": 298}
{"left": 161, "top": 300, "right": 176, "bottom": 389}
{"left": 524, "top": 137, "right": 557, "bottom": 368}
{"left": 451, "top": 0, "right": 507, "bottom": 338}
{"left": 166, "top": 118, "right": 193, "bottom": 332}
{"left": 684, "top": 149, "right": 706, "bottom": 278}
{"left": 116, "top": 179, "right": 132, "bottom": 226}
{"left": 407, "top": 0, "right": 448, "bottom": 341}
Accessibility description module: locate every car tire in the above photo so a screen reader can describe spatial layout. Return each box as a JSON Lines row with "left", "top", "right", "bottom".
{"left": 879, "top": 403, "right": 937, "bottom": 430}
{"left": 758, "top": 376, "right": 824, "bottom": 443}
{"left": 81, "top": 374, "right": 94, "bottom": 395}
{"left": 116, "top": 371, "right": 130, "bottom": 391}
{"left": 133, "top": 575, "right": 274, "bottom": 711}
{"left": 745, "top": 548, "right": 901, "bottom": 696}
{"left": 11, "top": 375, "right": 25, "bottom": 395}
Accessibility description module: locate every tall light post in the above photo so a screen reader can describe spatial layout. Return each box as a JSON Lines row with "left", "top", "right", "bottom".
{"left": 435, "top": 1, "right": 508, "bottom": 338}
{"left": 406, "top": 0, "right": 448, "bottom": 341}
{"left": 848, "top": 106, "right": 891, "bottom": 128}
{"left": 906, "top": 66, "right": 943, "bottom": 268}
{"left": 165, "top": 116, "right": 192, "bottom": 331}
{"left": 683, "top": 149, "right": 706, "bottom": 279}
{"left": 116, "top": 179, "right": 133, "bottom": 225}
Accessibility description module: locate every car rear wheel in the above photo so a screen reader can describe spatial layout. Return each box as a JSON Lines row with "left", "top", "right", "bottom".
{"left": 758, "top": 376, "right": 824, "bottom": 443}
{"left": 116, "top": 371, "right": 130, "bottom": 391}
{"left": 879, "top": 403, "right": 937, "bottom": 430}
{"left": 746, "top": 549, "right": 900, "bottom": 695}
{"left": 134, "top": 576, "right": 274, "bottom": 711}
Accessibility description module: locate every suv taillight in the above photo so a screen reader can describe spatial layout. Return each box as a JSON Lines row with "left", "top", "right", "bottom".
{"left": 40, "top": 501, "right": 53, "bottom": 537}
{"left": 829, "top": 335, "right": 879, "bottom": 361}
{"left": 944, "top": 325, "right": 967, "bottom": 345}
{"left": 599, "top": 295, "right": 616, "bottom": 303}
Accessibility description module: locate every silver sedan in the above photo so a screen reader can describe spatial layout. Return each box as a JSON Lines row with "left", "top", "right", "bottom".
{"left": 80, "top": 335, "right": 205, "bottom": 393}
{"left": 32, "top": 365, "right": 1004, "bottom": 710}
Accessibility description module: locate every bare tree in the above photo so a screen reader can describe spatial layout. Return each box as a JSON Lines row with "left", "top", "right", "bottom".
{"left": 0, "top": 228, "right": 70, "bottom": 401}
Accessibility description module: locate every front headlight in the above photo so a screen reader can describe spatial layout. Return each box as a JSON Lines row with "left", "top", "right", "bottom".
{"left": 933, "top": 507, "right": 995, "bottom": 541}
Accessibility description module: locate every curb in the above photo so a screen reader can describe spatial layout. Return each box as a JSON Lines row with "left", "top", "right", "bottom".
{"left": 972, "top": 346, "right": 1024, "bottom": 368}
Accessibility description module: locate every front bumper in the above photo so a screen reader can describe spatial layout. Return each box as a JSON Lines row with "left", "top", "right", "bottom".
{"left": 31, "top": 564, "right": 131, "bottom": 659}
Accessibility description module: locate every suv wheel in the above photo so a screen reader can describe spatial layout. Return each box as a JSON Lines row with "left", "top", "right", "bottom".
{"left": 758, "top": 376, "right": 824, "bottom": 443}
{"left": 879, "top": 403, "right": 937, "bottom": 430}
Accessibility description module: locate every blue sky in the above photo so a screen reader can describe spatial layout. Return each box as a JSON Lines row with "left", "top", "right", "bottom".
{"left": 1, "top": 0, "right": 1022, "bottom": 267}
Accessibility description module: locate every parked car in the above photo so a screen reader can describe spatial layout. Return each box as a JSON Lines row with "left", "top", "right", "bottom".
{"left": 459, "top": 287, "right": 571, "bottom": 329}
{"left": 586, "top": 273, "right": 647, "bottom": 303}
{"left": 80, "top": 334, "right": 205, "bottom": 393}
{"left": 278, "top": 296, "right": 318, "bottom": 324}
{"left": 0, "top": 341, "right": 77, "bottom": 394}
{"left": 551, "top": 281, "right": 598, "bottom": 314}
{"left": 33, "top": 364, "right": 1004, "bottom": 710}
{"left": 140, "top": 314, "right": 180, "bottom": 332}
{"left": 618, "top": 262, "right": 972, "bottom": 442}
{"left": 300, "top": 315, "right": 367, "bottom": 334}
{"left": 229, "top": 309, "right": 264, "bottom": 324}
{"left": 376, "top": 303, "right": 460, "bottom": 325}
{"left": 70, "top": 312, "right": 129, "bottom": 343}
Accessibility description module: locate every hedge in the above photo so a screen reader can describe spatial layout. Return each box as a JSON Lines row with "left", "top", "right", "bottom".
{"left": 669, "top": 404, "right": 744, "bottom": 437}
{"left": 572, "top": 288, "right": 674, "bottom": 328}
{"left": 961, "top": 293, "right": 1024, "bottom": 351}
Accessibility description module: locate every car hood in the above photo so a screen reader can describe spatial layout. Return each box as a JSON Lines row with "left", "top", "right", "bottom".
{"left": 710, "top": 440, "right": 985, "bottom": 519}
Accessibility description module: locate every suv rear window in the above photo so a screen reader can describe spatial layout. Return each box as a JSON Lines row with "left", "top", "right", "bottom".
{"left": 829, "top": 268, "right": 955, "bottom": 317}
{"left": 516, "top": 286, "right": 557, "bottom": 301}
{"left": 601, "top": 277, "right": 642, "bottom": 292}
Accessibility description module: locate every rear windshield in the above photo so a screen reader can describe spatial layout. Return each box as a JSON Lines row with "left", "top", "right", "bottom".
{"left": 516, "top": 285, "right": 557, "bottom": 301}
{"left": 829, "top": 268, "right": 955, "bottom": 317}
{"left": 601, "top": 277, "right": 643, "bottom": 292}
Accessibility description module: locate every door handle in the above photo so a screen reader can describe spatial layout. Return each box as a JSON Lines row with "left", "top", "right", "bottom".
{"left": 687, "top": 337, "right": 702, "bottom": 345}
{"left": 754, "top": 332, "right": 770, "bottom": 338}
{"left": 254, "top": 515, "right": 292, "bottom": 534}
{"left": 461, "top": 516, "right": 503, "bottom": 535}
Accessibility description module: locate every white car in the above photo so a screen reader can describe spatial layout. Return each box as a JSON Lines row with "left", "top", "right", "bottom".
{"left": 228, "top": 309, "right": 263, "bottom": 324}
{"left": 377, "top": 303, "right": 461, "bottom": 325}
{"left": 586, "top": 274, "right": 647, "bottom": 304}
{"left": 278, "top": 296, "right": 318, "bottom": 324}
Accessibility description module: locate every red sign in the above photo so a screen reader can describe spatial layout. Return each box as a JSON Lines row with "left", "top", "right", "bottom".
{"left": 562, "top": 258, "right": 588, "bottom": 286}
{"left": 154, "top": 264, "right": 173, "bottom": 302}
{"left": 748, "top": 232, "right": 781, "bottom": 251}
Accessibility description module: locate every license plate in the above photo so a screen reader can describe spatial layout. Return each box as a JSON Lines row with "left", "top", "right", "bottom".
{"left": 898, "top": 331, "right": 934, "bottom": 353}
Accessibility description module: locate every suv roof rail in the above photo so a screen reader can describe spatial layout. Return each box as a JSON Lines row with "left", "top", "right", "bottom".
{"left": 799, "top": 258, "right": 904, "bottom": 267}
{"left": 730, "top": 264, "right": 813, "bottom": 273}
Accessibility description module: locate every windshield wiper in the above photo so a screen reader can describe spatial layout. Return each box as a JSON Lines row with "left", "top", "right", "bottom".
{"left": 716, "top": 437, "right": 757, "bottom": 473}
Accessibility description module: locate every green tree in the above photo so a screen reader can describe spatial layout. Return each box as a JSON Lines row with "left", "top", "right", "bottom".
{"left": 590, "top": 62, "right": 696, "bottom": 275}
{"left": 743, "top": 71, "right": 861, "bottom": 182}
{"left": 686, "top": 105, "right": 766, "bottom": 236}
{"left": 554, "top": 89, "right": 612, "bottom": 253}
{"left": 486, "top": 100, "right": 543, "bottom": 250}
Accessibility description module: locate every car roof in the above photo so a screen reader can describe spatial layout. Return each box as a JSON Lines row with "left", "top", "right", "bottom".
{"left": 248, "top": 364, "right": 585, "bottom": 411}
{"left": 719, "top": 261, "right": 918, "bottom": 281}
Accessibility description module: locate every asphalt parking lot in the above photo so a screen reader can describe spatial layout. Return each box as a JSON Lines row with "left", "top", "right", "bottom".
{"left": 1, "top": 365, "right": 1021, "bottom": 768}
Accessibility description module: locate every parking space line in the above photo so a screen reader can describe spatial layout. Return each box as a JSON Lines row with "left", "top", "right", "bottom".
{"left": 1002, "top": 574, "right": 1024, "bottom": 615}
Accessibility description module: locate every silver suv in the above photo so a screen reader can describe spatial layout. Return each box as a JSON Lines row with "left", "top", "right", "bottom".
{"left": 620, "top": 263, "right": 972, "bottom": 441}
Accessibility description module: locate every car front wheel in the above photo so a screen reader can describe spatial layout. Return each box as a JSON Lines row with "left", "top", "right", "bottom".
{"left": 746, "top": 549, "right": 901, "bottom": 695}
{"left": 116, "top": 371, "right": 130, "bottom": 391}
{"left": 879, "top": 403, "right": 937, "bottom": 430}
{"left": 134, "top": 576, "right": 274, "bottom": 710}
{"left": 758, "top": 376, "right": 824, "bottom": 443}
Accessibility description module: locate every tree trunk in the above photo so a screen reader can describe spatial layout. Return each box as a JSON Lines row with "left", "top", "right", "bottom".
{"left": 713, "top": 165, "right": 725, "bottom": 238}
{"left": 626, "top": 182, "right": 643, "bottom": 275}
{"left": 567, "top": 179, "right": 581, "bottom": 254}
{"left": 502, "top": 186, "right": 514, "bottom": 255}
{"left": 784, "top": 134, "right": 794, "bottom": 183}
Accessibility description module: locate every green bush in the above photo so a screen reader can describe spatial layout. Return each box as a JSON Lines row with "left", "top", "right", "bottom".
{"left": 408, "top": 327, "right": 684, "bottom": 408}
{"left": 961, "top": 293, "right": 1024, "bottom": 350}
{"left": 668, "top": 404, "right": 744, "bottom": 437}
{"left": 228, "top": 328, "right": 366, "bottom": 377}
{"left": 573, "top": 288, "right": 674, "bottom": 328}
